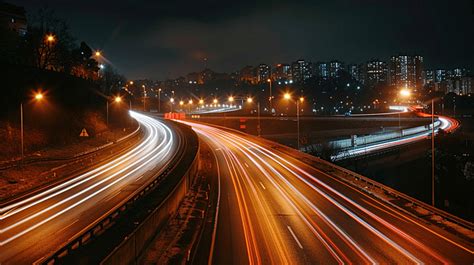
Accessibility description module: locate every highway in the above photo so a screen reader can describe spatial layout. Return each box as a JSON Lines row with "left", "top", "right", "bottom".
{"left": 183, "top": 121, "right": 473, "bottom": 264}
{"left": 331, "top": 114, "right": 460, "bottom": 160}
{"left": 0, "top": 111, "right": 180, "bottom": 264}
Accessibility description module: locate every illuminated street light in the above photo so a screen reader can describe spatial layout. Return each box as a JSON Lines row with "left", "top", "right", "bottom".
{"left": 199, "top": 99, "right": 204, "bottom": 105}
{"left": 179, "top": 100, "right": 184, "bottom": 106}
{"left": 213, "top": 98, "right": 218, "bottom": 104}
{"left": 129, "top": 81, "right": 134, "bottom": 85}
{"left": 188, "top": 99, "right": 193, "bottom": 104}
{"left": 34, "top": 92, "right": 44, "bottom": 101}
{"left": 170, "top": 98, "right": 175, "bottom": 103}
{"left": 400, "top": 89, "right": 411, "bottom": 98}
{"left": 46, "top": 34, "right": 55, "bottom": 43}
{"left": 114, "top": 96, "right": 122, "bottom": 103}
{"left": 228, "top": 96, "right": 234, "bottom": 102}
{"left": 21, "top": 91, "right": 45, "bottom": 162}
{"left": 247, "top": 97, "right": 253, "bottom": 103}
{"left": 283, "top": 92, "right": 303, "bottom": 150}
{"left": 95, "top": 50, "right": 102, "bottom": 57}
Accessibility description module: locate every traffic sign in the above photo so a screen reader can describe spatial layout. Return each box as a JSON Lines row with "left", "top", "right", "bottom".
{"left": 79, "top": 128, "right": 89, "bottom": 137}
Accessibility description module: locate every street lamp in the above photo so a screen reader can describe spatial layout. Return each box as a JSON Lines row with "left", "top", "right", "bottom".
{"left": 170, "top": 98, "right": 174, "bottom": 112}
{"left": 46, "top": 34, "right": 55, "bottom": 43}
{"left": 247, "top": 97, "right": 261, "bottom": 136}
{"left": 399, "top": 88, "right": 411, "bottom": 129}
{"left": 268, "top": 78, "right": 273, "bottom": 112}
{"left": 283, "top": 93, "right": 304, "bottom": 150}
{"left": 158, "top": 88, "right": 162, "bottom": 113}
{"left": 21, "top": 92, "right": 44, "bottom": 162}
{"left": 95, "top": 50, "right": 101, "bottom": 57}
{"left": 199, "top": 99, "right": 204, "bottom": 105}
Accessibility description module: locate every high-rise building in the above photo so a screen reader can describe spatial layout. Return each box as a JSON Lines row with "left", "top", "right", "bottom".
{"left": 424, "top": 70, "right": 434, "bottom": 85}
{"left": 240, "top": 65, "right": 257, "bottom": 84}
{"left": 257, "top": 64, "right": 270, "bottom": 83}
{"left": 389, "top": 55, "right": 424, "bottom": 89}
{"left": 291, "top": 59, "right": 312, "bottom": 83}
{"left": 273, "top": 63, "right": 291, "bottom": 81}
{"left": 348, "top": 64, "right": 364, "bottom": 83}
{"left": 435, "top": 69, "right": 447, "bottom": 83}
{"left": 316, "top": 62, "right": 329, "bottom": 79}
{"left": 329, "top": 60, "right": 344, "bottom": 78}
{"left": 365, "top": 59, "right": 388, "bottom": 88}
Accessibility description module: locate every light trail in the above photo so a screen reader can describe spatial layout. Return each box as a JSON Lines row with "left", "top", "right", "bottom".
{"left": 0, "top": 111, "right": 179, "bottom": 263}
{"left": 181, "top": 120, "right": 473, "bottom": 264}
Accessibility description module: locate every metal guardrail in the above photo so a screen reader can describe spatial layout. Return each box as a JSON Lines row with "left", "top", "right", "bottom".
{"left": 300, "top": 153, "right": 474, "bottom": 232}
{"left": 38, "top": 122, "right": 197, "bottom": 265}
{"left": 0, "top": 125, "right": 141, "bottom": 170}
{"left": 0, "top": 125, "right": 142, "bottom": 208}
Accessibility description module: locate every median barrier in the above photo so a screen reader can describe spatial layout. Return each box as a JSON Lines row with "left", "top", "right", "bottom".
{"left": 38, "top": 121, "right": 199, "bottom": 265}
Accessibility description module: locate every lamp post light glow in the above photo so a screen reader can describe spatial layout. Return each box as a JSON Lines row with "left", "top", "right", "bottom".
{"left": 46, "top": 34, "right": 55, "bottom": 43}
{"left": 199, "top": 99, "right": 204, "bottom": 105}
{"left": 95, "top": 51, "right": 102, "bottom": 57}
{"left": 228, "top": 96, "right": 234, "bottom": 102}
{"left": 283, "top": 93, "right": 303, "bottom": 150}
{"left": 21, "top": 91, "right": 45, "bottom": 162}
{"left": 247, "top": 97, "right": 253, "bottom": 103}
{"left": 400, "top": 89, "right": 411, "bottom": 98}
{"left": 114, "top": 96, "right": 122, "bottom": 103}
{"left": 213, "top": 98, "right": 218, "bottom": 104}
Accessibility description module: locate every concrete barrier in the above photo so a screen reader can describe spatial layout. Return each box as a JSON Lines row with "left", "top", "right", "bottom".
{"left": 100, "top": 129, "right": 199, "bottom": 265}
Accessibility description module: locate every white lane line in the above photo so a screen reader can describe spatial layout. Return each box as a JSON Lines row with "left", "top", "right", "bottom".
{"left": 244, "top": 162, "right": 249, "bottom": 168}
{"left": 287, "top": 226, "right": 304, "bottom": 249}
{"left": 259, "top": 181, "right": 266, "bottom": 190}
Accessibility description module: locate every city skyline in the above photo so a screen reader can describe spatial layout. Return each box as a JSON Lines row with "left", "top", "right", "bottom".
{"left": 10, "top": 0, "right": 474, "bottom": 80}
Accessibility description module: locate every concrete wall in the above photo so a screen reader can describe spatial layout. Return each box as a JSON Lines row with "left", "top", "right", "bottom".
{"left": 100, "top": 152, "right": 200, "bottom": 265}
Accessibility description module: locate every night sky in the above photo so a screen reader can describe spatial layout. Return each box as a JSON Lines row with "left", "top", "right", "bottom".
{"left": 11, "top": 0, "right": 474, "bottom": 80}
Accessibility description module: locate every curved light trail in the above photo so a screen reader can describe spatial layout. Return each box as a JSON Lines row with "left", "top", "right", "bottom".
{"left": 181, "top": 120, "right": 473, "bottom": 264}
{"left": 331, "top": 114, "right": 459, "bottom": 160}
{"left": 0, "top": 111, "right": 179, "bottom": 264}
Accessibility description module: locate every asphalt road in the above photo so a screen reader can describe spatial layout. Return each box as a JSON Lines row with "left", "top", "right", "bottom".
{"left": 183, "top": 121, "right": 473, "bottom": 264}
{"left": 0, "top": 111, "right": 180, "bottom": 264}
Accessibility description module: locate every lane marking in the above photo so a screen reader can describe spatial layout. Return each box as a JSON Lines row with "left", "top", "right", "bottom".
{"left": 244, "top": 162, "right": 249, "bottom": 168}
{"left": 259, "top": 181, "right": 266, "bottom": 190}
{"left": 287, "top": 225, "right": 304, "bottom": 249}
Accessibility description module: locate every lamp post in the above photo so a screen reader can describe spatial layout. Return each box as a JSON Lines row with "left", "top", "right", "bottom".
{"left": 21, "top": 92, "right": 44, "bottom": 162}
{"left": 399, "top": 88, "right": 411, "bottom": 130}
{"left": 158, "top": 88, "right": 162, "bottom": 113}
{"left": 267, "top": 78, "right": 273, "bottom": 112}
{"left": 247, "top": 97, "right": 261, "bottom": 136}
{"left": 284, "top": 93, "right": 303, "bottom": 150}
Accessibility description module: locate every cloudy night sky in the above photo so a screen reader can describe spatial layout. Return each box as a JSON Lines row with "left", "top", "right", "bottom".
{"left": 11, "top": 0, "right": 474, "bottom": 80}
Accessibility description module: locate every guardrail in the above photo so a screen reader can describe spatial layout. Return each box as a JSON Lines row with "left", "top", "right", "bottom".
{"left": 310, "top": 155, "right": 473, "bottom": 232}
{"left": 316, "top": 120, "right": 440, "bottom": 151}
{"left": 38, "top": 121, "right": 199, "bottom": 265}
{"left": 0, "top": 125, "right": 142, "bottom": 208}
{"left": 0, "top": 125, "right": 141, "bottom": 170}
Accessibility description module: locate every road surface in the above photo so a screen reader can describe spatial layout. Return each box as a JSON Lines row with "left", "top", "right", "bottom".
{"left": 183, "top": 121, "right": 473, "bottom": 264}
{"left": 0, "top": 111, "right": 180, "bottom": 264}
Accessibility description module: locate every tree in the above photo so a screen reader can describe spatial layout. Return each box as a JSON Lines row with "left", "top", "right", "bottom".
{"left": 26, "top": 7, "right": 76, "bottom": 71}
